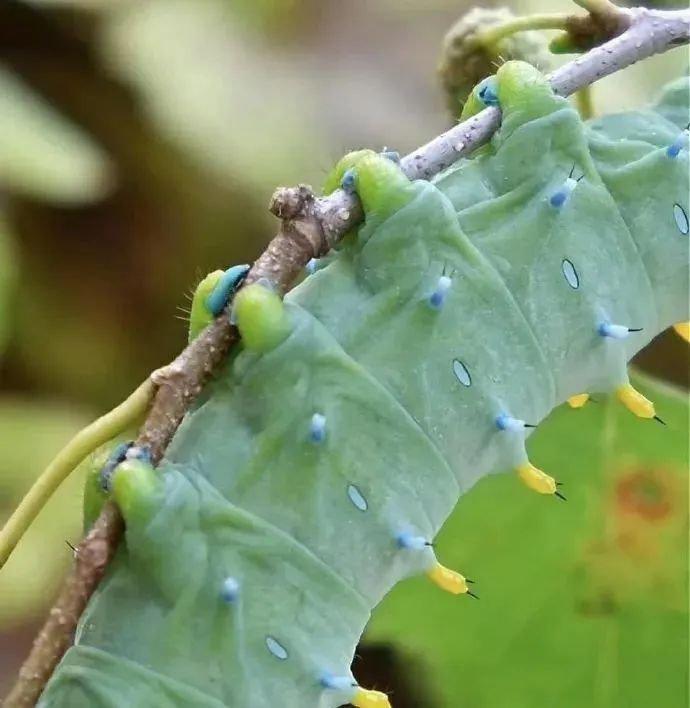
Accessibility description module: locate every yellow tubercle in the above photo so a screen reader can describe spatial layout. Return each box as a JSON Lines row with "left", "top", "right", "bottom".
{"left": 426, "top": 562, "right": 469, "bottom": 595}
{"left": 517, "top": 462, "right": 557, "bottom": 495}
{"left": 352, "top": 687, "right": 392, "bottom": 708}
{"left": 616, "top": 383, "right": 655, "bottom": 419}
{"left": 567, "top": 393, "right": 590, "bottom": 409}
{"left": 674, "top": 322, "right": 690, "bottom": 342}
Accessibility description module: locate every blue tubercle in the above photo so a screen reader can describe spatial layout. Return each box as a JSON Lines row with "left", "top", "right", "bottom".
{"left": 341, "top": 169, "right": 356, "bottom": 194}
{"left": 428, "top": 275, "right": 453, "bottom": 310}
{"left": 549, "top": 177, "right": 579, "bottom": 208}
{"left": 220, "top": 577, "right": 240, "bottom": 603}
{"left": 550, "top": 165, "right": 583, "bottom": 209}
{"left": 309, "top": 413, "right": 327, "bottom": 443}
{"left": 319, "top": 674, "right": 357, "bottom": 691}
{"left": 598, "top": 322, "right": 641, "bottom": 340}
{"left": 206, "top": 264, "right": 251, "bottom": 317}
{"left": 396, "top": 531, "right": 429, "bottom": 551}
{"left": 381, "top": 149, "right": 401, "bottom": 164}
{"left": 666, "top": 126, "right": 689, "bottom": 158}
{"left": 125, "top": 445, "right": 152, "bottom": 464}
{"left": 99, "top": 441, "right": 133, "bottom": 492}
{"left": 476, "top": 77, "right": 499, "bottom": 107}
{"left": 495, "top": 414, "right": 526, "bottom": 432}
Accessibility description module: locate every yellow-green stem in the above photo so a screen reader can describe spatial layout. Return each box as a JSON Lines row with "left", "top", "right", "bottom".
{"left": 573, "top": 0, "right": 619, "bottom": 17}
{"left": 476, "top": 13, "right": 570, "bottom": 47}
{"left": 0, "top": 378, "right": 155, "bottom": 570}
{"left": 575, "top": 85, "right": 596, "bottom": 119}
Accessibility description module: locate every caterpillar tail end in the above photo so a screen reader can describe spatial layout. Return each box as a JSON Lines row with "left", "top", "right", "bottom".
{"left": 352, "top": 687, "right": 392, "bottom": 708}
{"left": 517, "top": 462, "right": 558, "bottom": 496}
{"left": 426, "top": 562, "right": 469, "bottom": 596}
{"left": 674, "top": 322, "right": 690, "bottom": 342}
{"left": 616, "top": 384, "right": 656, "bottom": 420}
{"left": 567, "top": 393, "right": 590, "bottom": 409}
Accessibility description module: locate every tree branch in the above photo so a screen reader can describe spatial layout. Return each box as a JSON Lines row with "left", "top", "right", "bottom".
{"left": 6, "top": 5, "right": 689, "bottom": 706}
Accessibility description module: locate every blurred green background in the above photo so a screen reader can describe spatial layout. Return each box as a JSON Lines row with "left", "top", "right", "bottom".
{"left": 0, "top": 0, "right": 687, "bottom": 704}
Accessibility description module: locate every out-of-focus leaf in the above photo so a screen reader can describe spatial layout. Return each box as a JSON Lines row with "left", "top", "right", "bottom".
{"left": 367, "top": 372, "right": 688, "bottom": 708}
{"left": 99, "top": 0, "right": 330, "bottom": 192}
{"left": 0, "top": 65, "right": 114, "bottom": 205}
{"left": 0, "top": 399, "right": 92, "bottom": 628}
{"left": 0, "top": 214, "right": 17, "bottom": 357}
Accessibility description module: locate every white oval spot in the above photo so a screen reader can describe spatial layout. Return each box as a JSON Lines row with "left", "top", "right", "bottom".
{"left": 452, "top": 359, "right": 472, "bottom": 387}
{"left": 347, "top": 484, "right": 368, "bottom": 512}
{"left": 266, "top": 636, "right": 288, "bottom": 660}
{"left": 673, "top": 203, "right": 689, "bottom": 235}
{"left": 561, "top": 259, "right": 580, "bottom": 289}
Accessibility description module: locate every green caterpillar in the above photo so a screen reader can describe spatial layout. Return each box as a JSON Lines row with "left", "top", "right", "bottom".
{"left": 39, "top": 62, "right": 689, "bottom": 707}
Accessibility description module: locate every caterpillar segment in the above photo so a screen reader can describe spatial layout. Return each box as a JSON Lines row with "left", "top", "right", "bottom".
{"left": 39, "top": 63, "right": 689, "bottom": 707}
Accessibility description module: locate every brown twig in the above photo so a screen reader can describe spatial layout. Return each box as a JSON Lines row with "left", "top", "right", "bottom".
{"left": 5, "top": 4, "right": 689, "bottom": 705}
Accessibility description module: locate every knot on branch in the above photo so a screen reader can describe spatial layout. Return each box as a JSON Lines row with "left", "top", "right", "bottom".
{"left": 269, "top": 184, "right": 315, "bottom": 220}
{"left": 553, "top": 4, "right": 632, "bottom": 53}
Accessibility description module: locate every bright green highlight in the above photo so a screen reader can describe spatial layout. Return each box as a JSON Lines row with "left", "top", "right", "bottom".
{"left": 324, "top": 149, "right": 415, "bottom": 220}
{"left": 188, "top": 270, "right": 224, "bottom": 342}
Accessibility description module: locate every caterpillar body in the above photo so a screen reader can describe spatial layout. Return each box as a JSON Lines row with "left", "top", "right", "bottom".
{"left": 39, "top": 63, "right": 689, "bottom": 707}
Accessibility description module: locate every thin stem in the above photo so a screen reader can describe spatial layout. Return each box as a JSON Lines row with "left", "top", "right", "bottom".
{"left": 574, "top": 0, "right": 621, "bottom": 17}
{"left": 0, "top": 378, "right": 154, "bottom": 570}
{"left": 477, "top": 13, "right": 571, "bottom": 47}
{"left": 576, "top": 85, "right": 596, "bottom": 118}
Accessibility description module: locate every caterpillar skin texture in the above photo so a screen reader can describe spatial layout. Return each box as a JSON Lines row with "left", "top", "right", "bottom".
{"left": 40, "top": 63, "right": 689, "bottom": 707}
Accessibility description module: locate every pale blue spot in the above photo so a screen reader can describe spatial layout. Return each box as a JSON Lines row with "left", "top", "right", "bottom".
{"left": 428, "top": 275, "right": 452, "bottom": 310}
{"left": 598, "top": 322, "right": 638, "bottom": 340}
{"left": 562, "top": 259, "right": 579, "bottom": 289}
{"left": 347, "top": 484, "right": 368, "bottom": 512}
{"left": 309, "top": 413, "right": 327, "bottom": 444}
{"left": 452, "top": 359, "right": 471, "bottom": 387}
{"left": 476, "top": 77, "right": 499, "bottom": 107}
{"left": 396, "top": 532, "right": 428, "bottom": 550}
{"left": 667, "top": 129, "right": 688, "bottom": 158}
{"left": 495, "top": 414, "right": 525, "bottom": 432}
{"left": 549, "top": 189, "right": 567, "bottom": 208}
{"left": 266, "top": 636, "right": 288, "bottom": 660}
{"left": 673, "top": 203, "right": 689, "bottom": 235}
{"left": 381, "top": 149, "right": 400, "bottom": 164}
{"left": 220, "top": 577, "right": 240, "bottom": 603}
{"left": 320, "top": 674, "right": 357, "bottom": 691}
{"left": 99, "top": 441, "right": 132, "bottom": 492}
{"left": 549, "top": 177, "right": 578, "bottom": 209}
{"left": 341, "top": 169, "right": 356, "bottom": 194}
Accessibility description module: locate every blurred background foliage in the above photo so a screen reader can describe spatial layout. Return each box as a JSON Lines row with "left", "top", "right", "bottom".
{"left": 0, "top": 0, "right": 687, "bottom": 702}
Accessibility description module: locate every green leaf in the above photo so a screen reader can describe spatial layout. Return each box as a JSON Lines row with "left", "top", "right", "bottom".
{"left": 367, "top": 372, "right": 688, "bottom": 708}
{"left": 0, "top": 66, "right": 113, "bottom": 205}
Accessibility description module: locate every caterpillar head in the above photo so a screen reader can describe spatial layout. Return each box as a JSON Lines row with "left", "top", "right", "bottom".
{"left": 461, "top": 60, "right": 561, "bottom": 127}
{"left": 439, "top": 7, "right": 551, "bottom": 119}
